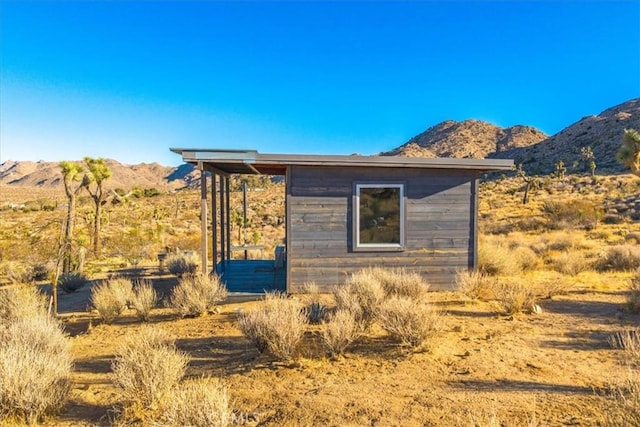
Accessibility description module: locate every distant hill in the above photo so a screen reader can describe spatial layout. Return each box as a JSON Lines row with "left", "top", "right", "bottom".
{"left": 383, "top": 120, "right": 547, "bottom": 158}
{"left": 385, "top": 97, "right": 640, "bottom": 175}
{"left": 491, "top": 98, "right": 640, "bottom": 174}
{"left": 0, "top": 159, "right": 196, "bottom": 191}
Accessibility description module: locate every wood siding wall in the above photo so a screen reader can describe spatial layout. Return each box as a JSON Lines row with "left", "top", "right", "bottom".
{"left": 287, "top": 166, "right": 478, "bottom": 292}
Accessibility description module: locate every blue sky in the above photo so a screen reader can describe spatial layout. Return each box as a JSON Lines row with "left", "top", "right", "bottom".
{"left": 1, "top": 1, "right": 639, "bottom": 166}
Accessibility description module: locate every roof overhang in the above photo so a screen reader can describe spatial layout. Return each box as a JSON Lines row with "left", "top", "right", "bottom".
{"left": 170, "top": 148, "right": 514, "bottom": 175}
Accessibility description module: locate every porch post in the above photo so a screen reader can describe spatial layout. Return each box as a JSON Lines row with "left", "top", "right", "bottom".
{"left": 220, "top": 176, "right": 226, "bottom": 270}
{"left": 211, "top": 173, "right": 218, "bottom": 274}
{"left": 199, "top": 163, "right": 208, "bottom": 275}
{"left": 225, "top": 177, "right": 231, "bottom": 261}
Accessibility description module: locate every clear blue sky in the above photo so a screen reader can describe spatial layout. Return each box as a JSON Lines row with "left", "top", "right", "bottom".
{"left": 1, "top": 1, "right": 639, "bottom": 166}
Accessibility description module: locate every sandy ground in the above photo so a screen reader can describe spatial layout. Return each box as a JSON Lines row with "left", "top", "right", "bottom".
{"left": 43, "top": 271, "right": 636, "bottom": 427}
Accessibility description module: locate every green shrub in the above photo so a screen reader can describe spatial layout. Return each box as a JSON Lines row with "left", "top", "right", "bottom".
{"left": 237, "top": 292, "right": 307, "bottom": 360}
{"left": 58, "top": 271, "right": 88, "bottom": 293}
{"left": 166, "top": 253, "right": 199, "bottom": 277}
{"left": 169, "top": 274, "right": 227, "bottom": 318}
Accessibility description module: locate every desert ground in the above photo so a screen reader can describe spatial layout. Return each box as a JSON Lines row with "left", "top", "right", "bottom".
{"left": 2, "top": 173, "right": 640, "bottom": 426}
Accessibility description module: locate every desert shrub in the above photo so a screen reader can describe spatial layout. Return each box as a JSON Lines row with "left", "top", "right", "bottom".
{"left": 542, "top": 199, "right": 603, "bottom": 229}
{"left": 112, "top": 326, "right": 189, "bottom": 411}
{"left": 551, "top": 251, "right": 591, "bottom": 276}
{"left": 159, "top": 377, "right": 232, "bottom": 427}
{"left": 478, "top": 239, "right": 522, "bottom": 276}
{"left": 0, "top": 316, "right": 72, "bottom": 424}
{"left": 166, "top": 253, "right": 199, "bottom": 277}
{"left": 0, "top": 260, "right": 32, "bottom": 284}
{"left": 599, "top": 245, "right": 640, "bottom": 271}
{"left": 376, "top": 296, "right": 443, "bottom": 348}
{"left": 301, "top": 282, "right": 327, "bottom": 324}
{"left": 130, "top": 280, "right": 157, "bottom": 322}
{"left": 627, "top": 273, "right": 640, "bottom": 314}
{"left": 495, "top": 281, "right": 537, "bottom": 315}
{"left": 333, "top": 268, "right": 386, "bottom": 331}
{"left": 31, "top": 262, "right": 53, "bottom": 281}
{"left": 321, "top": 309, "right": 361, "bottom": 356}
{"left": 237, "top": 292, "right": 307, "bottom": 360}
{"left": 0, "top": 284, "right": 48, "bottom": 323}
{"left": 170, "top": 274, "right": 227, "bottom": 318}
{"left": 91, "top": 278, "right": 133, "bottom": 324}
{"left": 58, "top": 271, "right": 88, "bottom": 293}
{"left": 610, "top": 329, "right": 640, "bottom": 364}
{"left": 626, "top": 232, "right": 640, "bottom": 244}
{"left": 373, "top": 267, "right": 429, "bottom": 300}
{"left": 601, "top": 369, "right": 640, "bottom": 427}
{"left": 513, "top": 246, "right": 541, "bottom": 271}
{"left": 456, "top": 269, "right": 495, "bottom": 300}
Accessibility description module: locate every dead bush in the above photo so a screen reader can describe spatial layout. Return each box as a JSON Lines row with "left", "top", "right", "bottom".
{"left": 169, "top": 274, "right": 227, "bottom": 318}
{"left": 372, "top": 267, "right": 429, "bottom": 300}
{"left": 0, "top": 284, "right": 48, "bottom": 323}
{"left": 0, "top": 316, "right": 72, "bottom": 424}
{"left": 610, "top": 329, "right": 640, "bottom": 364}
{"left": 159, "top": 377, "right": 232, "bottom": 427}
{"left": 112, "top": 326, "right": 189, "bottom": 412}
{"left": 513, "top": 246, "right": 541, "bottom": 271}
{"left": 478, "top": 239, "right": 522, "bottom": 276}
{"left": 91, "top": 278, "right": 133, "bottom": 324}
{"left": 456, "top": 269, "right": 495, "bottom": 300}
{"left": 166, "top": 253, "right": 199, "bottom": 277}
{"left": 0, "top": 260, "right": 32, "bottom": 284}
{"left": 237, "top": 292, "right": 307, "bottom": 360}
{"left": 376, "top": 296, "right": 443, "bottom": 348}
{"left": 130, "top": 279, "right": 157, "bottom": 322}
{"left": 627, "top": 273, "right": 640, "bottom": 314}
{"left": 599, "top": 245, "right": 640, "bottom": 271}
{"left": 542, "top": 199, "right": 603, "bottom": 229}
{"left": 321, "top": 309, "right": 361, "bottom": 356}
{"left": 551, "top": 251, "right": 591, "bottom": 276}
{"left": 333, "top": 268, "right": 386, "bottom": 331}
{"left": 495, "top": 281, "right": 537, "bottom": 315}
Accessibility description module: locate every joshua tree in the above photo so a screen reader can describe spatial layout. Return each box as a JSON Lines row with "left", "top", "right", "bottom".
{"left": 554, "top": 160, "right": 566, "bottom": 180}
{"left": 617, "top": 128, "right": 640, "bottom": 176}
{"left": 59, "top": 161, "right": 88, "bottom": 273}
{"left": 83, "top": 157, "right": 112, "bottom": 256}
{"left": 580, "top": 146, "right": 595, "bottom": 172}
{"left": 515, "top": 164, "right": 540, "bottom": 205}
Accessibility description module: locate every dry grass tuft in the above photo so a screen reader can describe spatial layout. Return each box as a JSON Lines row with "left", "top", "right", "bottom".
{"left": 0, "top": 316, "right": 72, "bottom": 424}
{"left": 166, "top": 253, "right": 199, "bottom": 277}
{"left": 495, "top": 281, "right": 537, "bottom": 315}
{"left": 112, "top": 326, "right": 189, "bottom": 413}
{"left": 333, "top": 269, "right": 386, "bottom": 332}
{"left": 550, "top": 251, "right": 592, "bottom": 276}
{"left": 91, "top": 278, "right": 133, "bottom": 324}
{"left": 599, "top": 245, "right": 640, "bottom": 271}
{"left": 478, "top": 239, "right": 522, "bottom": 276}
{"left": 376, "top": 296, "right": 443, "bottom": 348}
{"left": 237, "top": 292, "right": 307, "bottom": 360}
{"left": 159, "top": 377, "right": 232, "bottom": 427}
{"left": 456, "top": 269, "right": 495, "bottom": 301}
{"left": 169, "top": 274, "right": 227, "bottom": 318}
{"left": 130, "top": 279, "right": 158, "bottom": 322}
{"left": 0, "top": 284, "right": 48, "bottom": 322}
{"left": 321, "top": 309, "right": 361, "bottom": 356}
{"left": 374, "top": 267, "right": 429, "bottom": 300}
{"left": 610, "top": 329, "right": 640, "bottom": 364}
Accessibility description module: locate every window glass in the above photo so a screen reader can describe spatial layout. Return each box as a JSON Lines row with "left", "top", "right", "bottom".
{"left": 356, "top": 184, "right": 404, "bottom": 248}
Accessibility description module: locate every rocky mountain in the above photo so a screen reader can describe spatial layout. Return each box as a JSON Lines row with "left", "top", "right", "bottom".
{"left": 385, "top": 97, "right": 640, "bottom": 175}
{"left": 491, "top": 98, "right": 640, "bottom": 174}
{"left": 383, "top": 120, "right": 548, "bottom": 158}
{"left": 0, "top": 159, "right": 196, "bottom": 191}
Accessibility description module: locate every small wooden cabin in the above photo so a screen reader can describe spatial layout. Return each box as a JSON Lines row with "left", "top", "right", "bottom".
{"left": 170, "top": 149, "right": 513, "bottom": 293}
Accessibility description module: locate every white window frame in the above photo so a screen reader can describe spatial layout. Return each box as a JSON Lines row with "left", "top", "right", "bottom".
{"left": 353, "top": 183, "right": 405, "bottom": 252}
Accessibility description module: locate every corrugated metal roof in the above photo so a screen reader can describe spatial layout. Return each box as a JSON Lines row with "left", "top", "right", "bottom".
{"left": 170, "top": 148, "right": 514, "bottom": 175}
